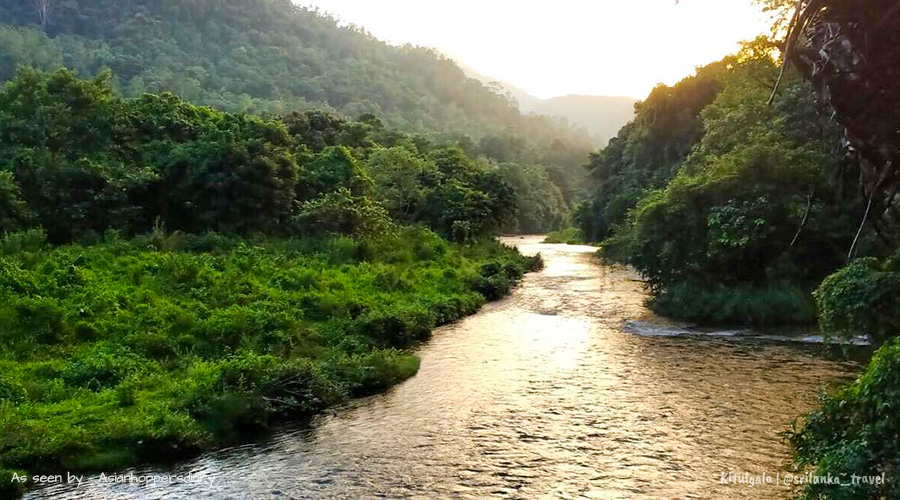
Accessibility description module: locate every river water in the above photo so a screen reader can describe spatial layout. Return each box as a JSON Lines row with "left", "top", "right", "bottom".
{"left": 28, "top": 236, "right": 860, "bottom": 500}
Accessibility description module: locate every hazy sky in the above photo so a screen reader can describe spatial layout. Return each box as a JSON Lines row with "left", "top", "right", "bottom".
{"left": 299, "top": 0, "right": 771, "bottom": 100}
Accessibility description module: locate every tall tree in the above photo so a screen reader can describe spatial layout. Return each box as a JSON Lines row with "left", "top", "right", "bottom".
{"left": 33, "top": 0, "right": 48, "bottom": 30}
{"left": 775, "top": 0, "right": 900, "bottom": 251}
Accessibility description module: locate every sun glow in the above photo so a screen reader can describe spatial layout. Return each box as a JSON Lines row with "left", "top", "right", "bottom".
{"left": 300, "top": 0, "right": 771, "bottom": 100}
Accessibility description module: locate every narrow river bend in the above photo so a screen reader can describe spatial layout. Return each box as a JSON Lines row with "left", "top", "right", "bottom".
{"left": 29, "top": 236, "right": 858, "bottom": 500}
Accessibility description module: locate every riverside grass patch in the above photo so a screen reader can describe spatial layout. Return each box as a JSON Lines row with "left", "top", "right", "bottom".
{"left": 0, "top": 227, "right": 541, "bottom": 492}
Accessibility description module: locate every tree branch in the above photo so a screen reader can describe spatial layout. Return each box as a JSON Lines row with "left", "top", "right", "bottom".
{"left": 790, "top": 188, "right": 814, "bottom": 247}
{"left": 848, "top": 191, "right": 874, "bottom": 260}
{"left": 768, "top": 0, "right": 806, "bottom": 105}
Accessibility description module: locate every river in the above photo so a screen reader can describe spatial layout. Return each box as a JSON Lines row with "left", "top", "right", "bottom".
{"left": 28, "top": 235, "right": 859, "bottom": 500}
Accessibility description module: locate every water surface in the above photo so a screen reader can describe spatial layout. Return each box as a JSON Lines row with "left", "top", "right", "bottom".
{"left": 28, "top": 236, "right": 859, "bottom": 499}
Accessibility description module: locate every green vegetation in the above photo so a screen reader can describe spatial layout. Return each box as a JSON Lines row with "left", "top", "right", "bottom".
{"left": 788, "top": 338, "right": 900, "bottom": 499}
{"left": 579, "top": 40, "right": 871, "bottom": 325}
{"left": 0, "top": 0, "right": 595, "bottom": 234}
{"left": 649, "top": 281, "right": 815, "bottom": 326}
{"left": 2, "top": 1, "right": 899, "bottom": 499}
{"left": 542, "top": 228, "right": 584, "bottom": 244}
{"left": 789, "top": 248, "right": 900, "bottom": 500}
{"left": 0, "top": 67, "right": 560, "bottom": 241}
{"left": 814, "top": 255, "right": 900, "bottom": 345}
{"left": 790, "top": 252, "right": 900, "bottom": 499}
{"left": 0, "top": 227, "right": 539, "bottom": 493}
{"left": 777, "top": 1, "right": 900, "bottom": 495}
{"left": 0, "top": 0, "right": 579, "bottom": 139}
{"left": 572, "top": 2, "right": 900, "bottom": 496}
{"left": 0, "top": 67, "right": 543, "bottom": 495}
{"left": 575, "top": 59, "right": 725, "bottom": 242}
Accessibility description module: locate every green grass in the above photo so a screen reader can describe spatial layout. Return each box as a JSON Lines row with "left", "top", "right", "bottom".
{"left": 542, "top": 228, "right": 584, "bottom": 244}
{"left": 0, "top": 227, "right": 541, "bottom": 493}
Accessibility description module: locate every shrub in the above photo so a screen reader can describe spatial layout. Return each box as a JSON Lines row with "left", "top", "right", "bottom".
{"left": 339, "top": 350, "right": 421, "bottom": 396}
{"left": 814, "top": 257, "right": 900, "bottom": 344}
{"left": 293, "top": 188, "right": 395, "bottom": 238}
{"left": 788, "top": 339, "right": 900, "bottom": 500}
{"left": 650, "top": 281, "right": 816, "bottom": 325}
{"left": 470, "top": 257, "right": 532, "bottom": 300}
{"left": 0, "top": 228, "right": 46, "bottom": 256}
{"left": 543, "top": 228, "right": 584, "bottom": 244}
{"left": 60, "top": 344, "right": 146, "bottom": 391}
{"left": 356, "top": 306, "right": 436, "bottom": 348}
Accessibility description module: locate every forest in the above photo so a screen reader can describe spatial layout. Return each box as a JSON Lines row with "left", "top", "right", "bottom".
{"left": 0, "top": 0, "right": 596, "bottom": 232}
{"left": 1, "top": 0, "right": 899, "bottom": 498}
{"left": 575, "top": 38, "right": 866, "bottom": 325}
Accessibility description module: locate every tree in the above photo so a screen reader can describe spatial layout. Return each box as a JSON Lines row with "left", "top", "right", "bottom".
{"left": 34, "top": 0, "right": 49, "bottom": 30}
{"left": 296, "top": 146, "right": 373, "bottom": 202}
{"left": 776, "top": 0, "right": 900, "bottom": 250}
{"left": 366, "top": 146, "right": 429, "bottom": 222}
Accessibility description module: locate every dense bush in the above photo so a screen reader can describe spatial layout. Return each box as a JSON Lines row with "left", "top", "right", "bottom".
{"left": 294, "top": 188, "right": 395, "bottom": 238}
{"left": 0, "top": 69, "right": 299, "bottom": 241}
{"left": 543, "top": 228, "right": 584, "bottom": 244}
{"left": 0, "top": 69, "right": 529, "bottom": 242}
{"left": 788, "top": 339, "right": 900, "bottom": 500}
{"left": 815, "top": 256, "right": 900, "bottom": 344}
{"left": 0, "top": 227, "right": 535, "bottom": 483}
{"left": 649, "top": 281, "right": 815, "bottom": 325}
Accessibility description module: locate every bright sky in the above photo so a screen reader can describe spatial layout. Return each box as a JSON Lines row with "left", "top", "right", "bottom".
{"left": 299, "top": 0, "right": 771, "bottom": 100}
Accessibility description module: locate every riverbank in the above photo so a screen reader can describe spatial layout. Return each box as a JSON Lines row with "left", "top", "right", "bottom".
{"left": 21, "top": 236, "right": 859, "bottom": 500}
{"left": 0, "top": 227, "right": 541, "bottom": 497}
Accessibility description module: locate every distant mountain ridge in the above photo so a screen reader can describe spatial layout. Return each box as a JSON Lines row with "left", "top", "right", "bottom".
{"left": 521, "top": 94, "right": 638, "bottom": 145}
{"left": 460, "top": 64, "right": 638, "bottom": 144}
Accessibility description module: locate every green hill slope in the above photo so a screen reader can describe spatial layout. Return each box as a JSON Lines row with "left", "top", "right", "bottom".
{"left": 0, "top": 0, "right": 592, "bottom": 151}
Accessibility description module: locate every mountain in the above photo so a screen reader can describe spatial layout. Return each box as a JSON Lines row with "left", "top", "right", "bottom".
{"left": 0, "top": 0, "right": 593, "bottom": 152}
{"left": 522, "top": 95, "right": 638, "bottom": 145}
{"left": 459, "top": 64, "right": 637, "bottom": 144}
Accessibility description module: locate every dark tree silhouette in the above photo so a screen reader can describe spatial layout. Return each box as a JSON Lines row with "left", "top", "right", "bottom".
{"left": 779, "top": 0, "right": 900, "bottom": 250}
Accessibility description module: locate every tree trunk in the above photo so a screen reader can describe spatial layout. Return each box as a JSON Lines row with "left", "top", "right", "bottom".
{"left": 35, "top": 0, "right": 49, "bottom": 31}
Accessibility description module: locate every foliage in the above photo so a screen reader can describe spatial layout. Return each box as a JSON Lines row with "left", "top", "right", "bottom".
{"left": 0, "top": 171, "right": 33, "bottom": 232}
{"left": 773, "top": 5, "right": 900, "bottom": 498}
{"left": 296, "top": 146, "right": 373, "bottom": 201}
{"left": 365, "top": 145, "right": 430, "bottom": 223}
{"left": 781, "top": 0, "right": 900, "bottom": 250}
{"left": 0, "top": 68, "right": 299, "bottom": 241}
{"left": 814, "top": 256, "right": 900, "bottom": 345}
{"left": 581, "top": 44, "right": 869, "bottom": 325}
{"left": 0, "top": 227, "right": 535, "bottom": 485}
{"left": 543, "top": 228, "right": 584, "bottom": 244}
{"left": 0, "top": 68, "right": 544, "bottom": 491}
{"left": 575, "top": 59, "right": 728, "bottom": 241}
{"left": 497, "top": 162, "right": 568, "bottom": 233}
{"left": 0, "top": 0, "right": 595, "bottom": 228}
{"left": 650, "top": 281, "right": 815, "bottom": 325}
{"left": 788, "top": 338, "right": 900, "bottom": 500}
{"left": 293, "top": 188, "right": 395, "bottom": 238}
{"left": 0, "top": 69, "right": 534, "bottom": 242}
{"left": 0, "top": 25, "right": 61, "bottom": 80}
